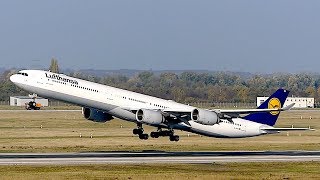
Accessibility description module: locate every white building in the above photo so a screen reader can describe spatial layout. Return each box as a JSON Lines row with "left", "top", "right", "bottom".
{"left": 257, "top": 96, "right": 314, "bottom": 108}
{"left": 10, "top": 96, "right": 48, "bottom": 107}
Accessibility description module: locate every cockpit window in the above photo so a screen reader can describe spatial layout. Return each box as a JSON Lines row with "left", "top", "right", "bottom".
{"left": 17, "top": 72, "right": 28, "bottom": 76}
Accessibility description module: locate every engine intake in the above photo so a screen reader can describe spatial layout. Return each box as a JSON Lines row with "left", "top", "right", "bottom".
{"left": 191, "top": 108, "right": 219, "bottom": 125}
{"left": 136, "top": 109, "right": 164, "bottom": 125}
{"left": 82, "top": 107, "right": 113, "bottom": 123}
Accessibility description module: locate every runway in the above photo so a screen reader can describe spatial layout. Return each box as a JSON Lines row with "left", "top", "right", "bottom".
{"left": 0, "top": 151, "right": 319, "bottom": 165}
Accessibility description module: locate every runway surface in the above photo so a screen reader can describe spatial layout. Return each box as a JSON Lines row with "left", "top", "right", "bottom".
{"left": 0, "top": 151, "right": 319, "bottom": 165}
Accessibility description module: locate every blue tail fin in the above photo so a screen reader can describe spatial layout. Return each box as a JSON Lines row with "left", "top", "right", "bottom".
{"left": 243, "top": 89, "right": 289, "bottom": 126}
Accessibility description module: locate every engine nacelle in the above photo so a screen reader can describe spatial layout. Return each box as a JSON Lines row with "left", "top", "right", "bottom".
{"left": 82, "top": 107, "right": 113, "bottom": 123}
{"left": 136, "top": 109, "right": 164, "bottom": 125}
{"left": 191, "top": 108, "right": 219, "bottom": 125}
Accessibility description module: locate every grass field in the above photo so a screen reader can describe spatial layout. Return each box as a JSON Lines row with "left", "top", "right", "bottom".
{"left": 0, "top": 162, "right": 319, "bottom": 179}
{"left": 0, "top": 105, "right": 81, "bottom": 110}
{"left": 0, "top": 109, "right": 319, "bottom": 179}
{"left": 0, "top": 109, "right": 319, "bottom": 152}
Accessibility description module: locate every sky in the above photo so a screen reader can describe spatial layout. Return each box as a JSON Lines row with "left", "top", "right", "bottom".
{"left": 0, "top": 0, "right": 320, "bottom": 73}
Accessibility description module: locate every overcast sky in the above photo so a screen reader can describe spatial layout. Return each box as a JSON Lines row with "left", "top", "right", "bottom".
{"left": 0, "top": 0, "right": 320, "bottom": 73}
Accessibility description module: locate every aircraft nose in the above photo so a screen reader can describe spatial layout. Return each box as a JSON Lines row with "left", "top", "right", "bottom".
{"left": 10, "top": 74, "right": 18, "bottom": 83}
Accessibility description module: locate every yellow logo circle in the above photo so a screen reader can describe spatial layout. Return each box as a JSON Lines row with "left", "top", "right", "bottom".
{"left": 268, "top": 98, "right": 281, "bottom": 115}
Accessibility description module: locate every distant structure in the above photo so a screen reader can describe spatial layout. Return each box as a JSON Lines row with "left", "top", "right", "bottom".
{"left": 257, "top": 96, "right": 314, "bottom": 108}
{"left": 49, "top": 58, "right": 60, "bottom": 73}
{"left": 10, "top": 96, "right": 48, "bottom": 107}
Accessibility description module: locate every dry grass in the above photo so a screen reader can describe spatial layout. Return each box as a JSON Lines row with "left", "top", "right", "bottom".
{"left": 0, "top": 105, "right": 81, "bottom": 110}
{"left": 0, "top": 109, "right": 319, "bottom": 179}
{"left": 0, "top": 110, "right": 319, "bottom": 152}
{"left": 0, "top": 162, "right": 319, "bottom": 179}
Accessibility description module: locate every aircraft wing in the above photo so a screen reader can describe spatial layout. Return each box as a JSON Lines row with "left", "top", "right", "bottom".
{"left": 122, "top": 106, "right": 194, "bottom": 126}
{"left": 122, "top": 103, "right": 295, "bottom": 126}
{"left": 162, "top": 109, "right": 193, "bottom": 126}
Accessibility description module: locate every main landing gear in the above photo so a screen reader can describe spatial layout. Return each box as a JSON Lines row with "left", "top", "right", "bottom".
{"left": 150, "top": 128, "right": 179, "bottom": 141}
{"left": 150, "top": 128, "right": 179, "bottom": 142}
{"left": 133, "top": 123, "right": 149, "bottom": 140}
{"left": 133, "top": 125, "right": 180, "bottom": 142}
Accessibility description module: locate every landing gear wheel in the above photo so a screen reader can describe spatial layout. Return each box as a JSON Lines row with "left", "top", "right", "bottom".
{"left": 133, "top": 128, "right": 143, "bottom": 135}
{"left": 158, "top": 130, "right": 173, "bottom": 137}
{"left": 150, "top": 132, "right": 159, "bottom": 138}
{"left": 169, "top": 135, "right": 179, "bottom": 142}
{"left": 139, "top": 134, "right": 149, "bottom": 140}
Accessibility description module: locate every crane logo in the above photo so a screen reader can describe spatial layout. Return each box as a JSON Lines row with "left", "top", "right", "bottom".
{"left": 268, "top": 98, "right": 281, "bottom": 115}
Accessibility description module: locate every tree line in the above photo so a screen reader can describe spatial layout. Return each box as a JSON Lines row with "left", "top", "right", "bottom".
{"left": 1, "top": 69, "right": 320, "bottom": 104}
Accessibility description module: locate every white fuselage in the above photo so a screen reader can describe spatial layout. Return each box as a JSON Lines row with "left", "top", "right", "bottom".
{"left": 10, "top": 70, "right": 271, "bottom": 138}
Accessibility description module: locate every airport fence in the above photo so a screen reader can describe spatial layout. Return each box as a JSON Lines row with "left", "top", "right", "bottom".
{"left": 314, "top": 103, "right": 320, "bottom": 108}
{"left": 0, "top": 100, "right": 256, "bottom": 108}
{"left": 192, "top": 102, "right": 320, "bottom": 109}
{"left": 48, "top": 101, "right": 74, "bottom": 106}
{"left": 189, "top": 102, "right": 256, "bottom": 109}
{"left": 0, "top": 100, "right": 73, "bottom": 106}
{"left": 1, "top": 100, "right": 320, "bottom": 108}
{"left": 0, "top": 101, "right": 9, "bottom": 105}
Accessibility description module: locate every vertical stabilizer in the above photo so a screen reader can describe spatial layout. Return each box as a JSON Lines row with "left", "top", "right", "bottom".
{"left": 243, "top": 89, "right": 289, "bottom": 126}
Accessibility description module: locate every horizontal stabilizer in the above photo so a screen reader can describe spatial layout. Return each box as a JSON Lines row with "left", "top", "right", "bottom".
{"left": 261, "top": 127, "right": 315, "bottom": 131}
{"left": 282, "top": 103, "right": 295, "bottom": 111}
{"left": 219, "top": 103, "right": 295, "bottom": 115}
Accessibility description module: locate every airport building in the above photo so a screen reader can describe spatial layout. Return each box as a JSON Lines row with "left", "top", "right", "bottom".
{"left": 257, "top": 96, "right": 314, "bottom": 108}
{"left": 10, "top": 96, "right": 48, "bottom": 107}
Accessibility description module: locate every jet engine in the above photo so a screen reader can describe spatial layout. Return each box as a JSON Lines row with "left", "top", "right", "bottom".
{"left": 191, "top": 108, "right": 219, "bottom": 125}
{"left": 82, "top": 107, "right": 113, "bottom": 123}
{"left": 136, "top": 109, "right": 164, "bottom": 125}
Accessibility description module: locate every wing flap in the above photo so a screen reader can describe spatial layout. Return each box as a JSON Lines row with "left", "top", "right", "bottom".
{"left": 162, "top": 110, "right": 192, "bottom": 126}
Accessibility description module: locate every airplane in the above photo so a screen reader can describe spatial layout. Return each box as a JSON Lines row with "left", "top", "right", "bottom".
{"left": 10, "top": 70, "right": 313, "bottom": 141}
